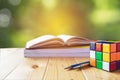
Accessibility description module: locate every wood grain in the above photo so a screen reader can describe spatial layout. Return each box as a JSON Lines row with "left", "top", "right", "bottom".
{"left": 5, "top": 58, "right": 48, "bottom": 80}
{"left": 43, "top": 57, "right": 85, "bottom": 80}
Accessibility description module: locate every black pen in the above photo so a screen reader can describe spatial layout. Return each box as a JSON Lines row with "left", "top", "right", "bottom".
{"left": 64, "top": 61, "right": 90, "bottom": 70}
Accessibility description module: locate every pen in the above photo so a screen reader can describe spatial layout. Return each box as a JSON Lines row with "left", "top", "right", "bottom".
{"left": 64, "top": 61, "right": 90, "bottom": 70}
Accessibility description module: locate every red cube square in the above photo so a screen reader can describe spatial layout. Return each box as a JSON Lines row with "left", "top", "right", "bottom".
{"left": 110, "top": 62, "right": 117, "bottom": 71}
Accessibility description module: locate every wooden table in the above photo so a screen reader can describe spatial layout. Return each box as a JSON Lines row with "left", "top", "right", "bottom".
{"left": 0, "top": 48, "right": 120, "bottom": 80}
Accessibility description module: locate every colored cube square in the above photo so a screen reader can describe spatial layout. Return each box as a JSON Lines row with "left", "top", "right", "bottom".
{"left": 116, "top": 43, "right": 120, "bottom": 52}
{"left": 103, "top": 61, "right": 110, "bottom": 71}
{"left": 111, "top": 53, "right": 117, "bottom": 62}
{"left": 90, "top": 42, "right": 96, "bottom": 50}
{"left": 103, "top": 53, "right": 110, "bottom": 62}
{"left": 90, "top": 51, "right": 95, "bottom": 59}
{"left": 96, "top": 43, "right": 102, "bottom": 52}
{"left": 96, "top": 60, "right": 102, "bottom": 69}
{"left": 110, "top": 61, "right": 116, "bottom": 71}
{"left": 90, "top": 58, "right": 96, "bottom": 67}
{"left": 96, "top": 51, "right": 102, "bottom": 61}
{"left": 103, "top": 44, "right": 110, "bottom": 53}
{"left": 117, "top": 60, "right": 120, "bottom": 69}
{"left": 110, "top": 44, "right": 116, "bottom": 52}
{"left": 117, "top": 52, "right": 120, "bottom": 60}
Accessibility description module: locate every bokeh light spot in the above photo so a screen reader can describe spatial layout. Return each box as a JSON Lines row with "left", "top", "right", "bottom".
{"left": 90, "top": 10, "right": 119, "bottom": 24}
{"left": 8, "top": 0, "right": 21, "bottom": 6}
{"left": 41, "top": 0, "right": 57, "bottom": 10}
{"left": 0, "top": 8, "right": 11, "bottom": 27}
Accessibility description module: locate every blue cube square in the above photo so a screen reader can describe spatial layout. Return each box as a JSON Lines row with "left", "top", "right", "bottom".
{"left": 90, "top": 42, "right": 96, "bottom": 50}
{"left": 117, "top": 60, "right": 120, "bottom": 69}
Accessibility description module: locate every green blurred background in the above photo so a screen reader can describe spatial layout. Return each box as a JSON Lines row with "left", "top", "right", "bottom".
{"left": 0, "top": 0, "right": 120, "bottom": 48}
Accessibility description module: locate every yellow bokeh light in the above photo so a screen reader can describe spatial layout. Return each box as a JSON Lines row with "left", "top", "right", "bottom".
{"left": 18, "top": 0, "right": 90, "bottom": 38}
{"left": 41, "top": 0, "right": 57, "bottom": 10}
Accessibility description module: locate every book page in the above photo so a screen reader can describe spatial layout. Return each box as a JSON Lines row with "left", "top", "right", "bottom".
{"left": 26, "top": 35, "right": 56, "bottom": 48}
{"left": 28, "top": 39, "right": 65, "bottom": 49}
{"left": 66, "top": 37, "right": 90, "bottom": 46}
{"left": 57, "top": 34, "right": 75, "bottom": 42}
{"left": 57, "top": 34, "right": 90, "bottom": 46}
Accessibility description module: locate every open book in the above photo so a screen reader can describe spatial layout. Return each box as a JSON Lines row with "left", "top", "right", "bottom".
{"left": 26, "top": 34, "right": 90, "bottom": 49}
{"left": 25, "top": 34, "right": 90, "bottom": 57}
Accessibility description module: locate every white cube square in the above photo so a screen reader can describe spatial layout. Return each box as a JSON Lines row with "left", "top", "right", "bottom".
{"left": 103, "top": 61, "right": 110, "bottom": 71}
{"left": 90, "top": 50, "right": 95, "bottom": 59}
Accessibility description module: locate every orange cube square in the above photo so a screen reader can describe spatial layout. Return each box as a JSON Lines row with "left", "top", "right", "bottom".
{"left": 90, "top": 58, "right": 96, "bottom": 67}
{"left": 96, "top": 43, "right": 102, "bottom": 52}
{"left": 110, "top": 44, "right": 116, "bottom": 52}
{"left": 117, "top": 52, "right": 120, "bottom": 60}
{"left": 111, "top": 53, "right": 117, "bottom": 62}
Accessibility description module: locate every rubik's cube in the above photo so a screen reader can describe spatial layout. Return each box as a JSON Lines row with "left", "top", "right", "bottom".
{"left": 90, "top": 41, "right": 120, "bottom": 71}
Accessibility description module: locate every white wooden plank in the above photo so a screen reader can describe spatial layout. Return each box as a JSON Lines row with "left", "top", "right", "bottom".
{"left": 5, "top": 58, "right": 48, "bottom": 80}
{"left": 0, "top": 48, "right": 24, "bottom": 79}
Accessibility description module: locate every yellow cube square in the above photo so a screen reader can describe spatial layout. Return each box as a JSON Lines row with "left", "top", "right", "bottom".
{"left": 103, "top": 44, "right": 110, "bottom": 53}
{"left": 103, "top": 53, "right": 110, "bottom": 62}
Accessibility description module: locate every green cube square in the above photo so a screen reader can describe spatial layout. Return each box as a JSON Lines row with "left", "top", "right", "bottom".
{"left": 96, "top": 51, "right": 102, "bottom": 61}
{"left": 96, "top": 60, "right": 102, "bottom": 69}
